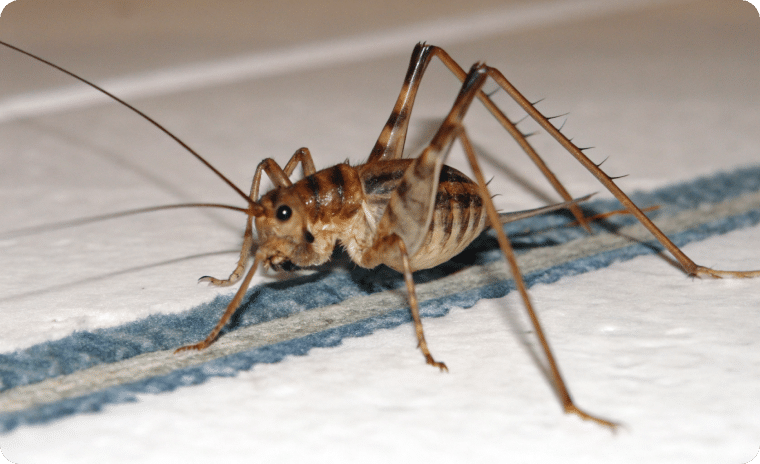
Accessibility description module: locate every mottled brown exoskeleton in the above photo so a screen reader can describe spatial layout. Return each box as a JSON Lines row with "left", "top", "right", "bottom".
{"left": 4, "top": 41, "right": 758, "bottom": 430}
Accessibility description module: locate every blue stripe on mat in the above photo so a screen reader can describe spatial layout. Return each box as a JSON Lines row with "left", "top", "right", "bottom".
{"left": 1, "top": 165, "right": 759, "bottom": 432}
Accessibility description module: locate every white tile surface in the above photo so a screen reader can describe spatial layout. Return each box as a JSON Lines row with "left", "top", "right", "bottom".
{"left": 1, "top": 0, "right": 759, "bottom": 463}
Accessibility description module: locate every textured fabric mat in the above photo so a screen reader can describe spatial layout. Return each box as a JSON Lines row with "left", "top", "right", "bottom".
{"left": 1, "top": 165, "right": 759, "bottom": 433}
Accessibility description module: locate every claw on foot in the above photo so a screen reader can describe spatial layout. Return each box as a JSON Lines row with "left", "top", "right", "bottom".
{"left": 174, "top": 341, "right": 210, "bottom": 354}
{"left": 425, "top": 354, "right": 449, "bottom": 372}
{"left": 198, "top": 275, "right": 235, "bottom": 287}
{"left": 565, "top": 403, "right": 619, "bottom": 432}
{"left": 693, "top": 266, "right": 760, "bottom": 279}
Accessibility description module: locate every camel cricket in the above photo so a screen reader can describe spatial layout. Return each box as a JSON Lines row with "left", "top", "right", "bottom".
{"left": 4, "top": 40, "right": 758, "bottom": 430}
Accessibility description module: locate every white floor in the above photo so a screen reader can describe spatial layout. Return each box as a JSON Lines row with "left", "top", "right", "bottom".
{"left": 1, "top": 0, "right": 759, "bottom": 463}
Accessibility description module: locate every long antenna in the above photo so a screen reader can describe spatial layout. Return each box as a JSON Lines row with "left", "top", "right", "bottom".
{"left": 0, "top": 202, "right": 249, "bottom": 239}
{"left": 0, "top": 40, "right": 255, "bottom": 207}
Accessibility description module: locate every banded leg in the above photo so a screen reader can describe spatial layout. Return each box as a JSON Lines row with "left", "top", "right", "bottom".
{"left": 370, "top": 43, "right": 590, "bottom": 231}
{"left": 378, "top": 63, "right": 617, "bottom": 428}
{"left": 200, "top": 148, "right": 317, "bottom": 287}
{"left": 371, "top": 64, "right": 490, "bottom": 259}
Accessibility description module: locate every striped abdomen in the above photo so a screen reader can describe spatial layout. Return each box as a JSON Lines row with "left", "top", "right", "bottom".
{"left": 408, "top": 165, "right": 487, "bottom": 269}
{"left": 359, "top": 160, "right": 488, "bottom": 270}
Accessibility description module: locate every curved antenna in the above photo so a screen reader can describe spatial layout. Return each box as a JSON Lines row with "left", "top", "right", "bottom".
{"left": 0, "top": 40, "right": 255, "bottom": 207}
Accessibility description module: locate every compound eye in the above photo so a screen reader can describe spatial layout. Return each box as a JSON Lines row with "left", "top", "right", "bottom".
{"left": 276, "top": 205, "right": 292, "bottom": 221}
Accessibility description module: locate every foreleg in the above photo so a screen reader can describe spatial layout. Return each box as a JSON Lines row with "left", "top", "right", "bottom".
{"left": 176, "top": 256, "right": 261, "bottom": 352}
